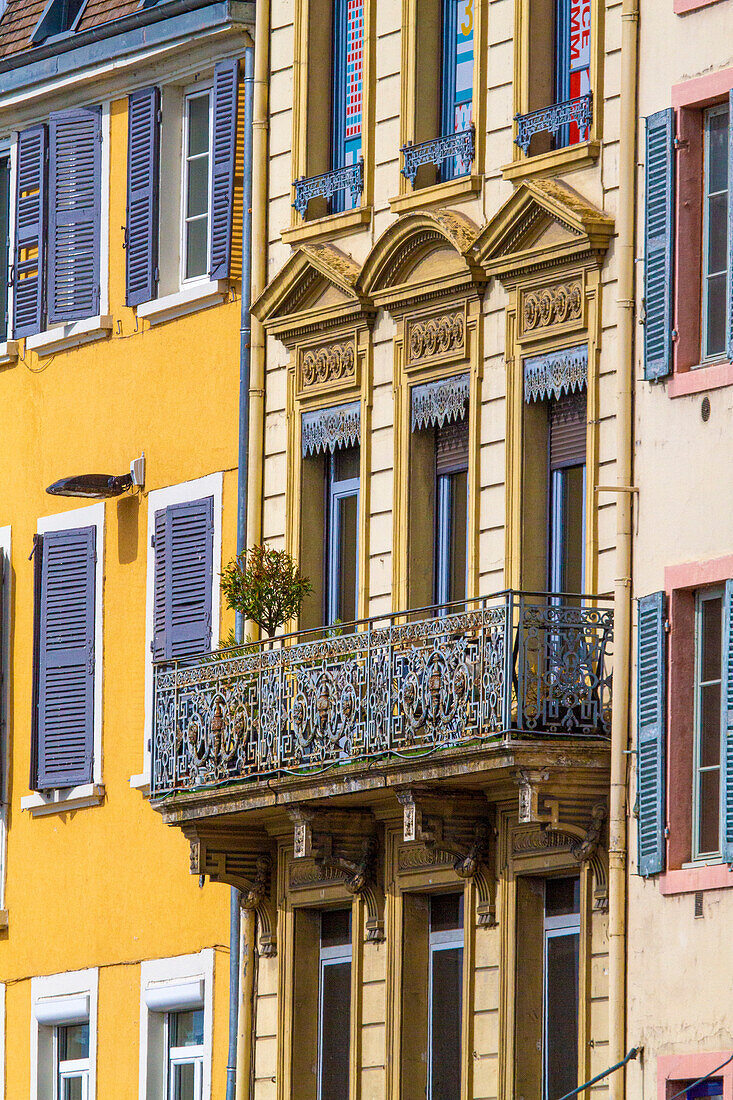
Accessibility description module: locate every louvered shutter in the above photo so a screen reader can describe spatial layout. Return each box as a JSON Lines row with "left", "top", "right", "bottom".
{"left": 30, "top": 534, "right": 43, "bottom": 789}
{"left": 637, "top": 591, "right": 667, "bottom": 876}
{"left": 549, "top": 391, "right": 587, "bottom": 468}
{"left": 436, "top": 417, "right": 469, "bottom": 474}
{"left": 153, "top": 497, "right": 213, "bottom": 662}
{"left": 643, "top": 108, "right": 675, "bottom": 381}
{"left": 726, "top": 89, "right": 733, "bottom": 362}
{"left": 209, "top": 59, "right": 239, "bottom": 281}
{"left": 48, "top": 106, "right": 102, "bottom": 323}
{"left": 13, "top": 125, "right": 47, "bottom": 338}
{"left": 720, "top": 580, "right": 733, "bottom": 862}
{"left": 36, "top": 526, "right": 96, "bottom": 790}
{"left": 126, "top": 86, "right": 160, "bottom": 307}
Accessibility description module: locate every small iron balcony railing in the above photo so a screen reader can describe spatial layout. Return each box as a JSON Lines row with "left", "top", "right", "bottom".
{"left": 400, "top": 126, "right": 475, "bottom": 184}
{"left": 151, "top": 592, "right": 613, "bottom": 797}
{"left": 292, "top": 158, "right": 364, "bottom": 217}
{"left": 514, "top": 92, "right": 593, "bottom": 155}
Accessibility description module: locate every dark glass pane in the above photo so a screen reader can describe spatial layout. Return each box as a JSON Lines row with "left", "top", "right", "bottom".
{"left": 173, "top": 1062, "right": 196, "bottom": 1100}
{"left": 188, "top": 95, "right": 210, "bottom": 156}
{"left": 320, "top": 961, "right": 351, "bottom": 1100}
{"left": 545, "top": 877, "right": 580, "bottom": 917}
{"left": 185, "top": 218, "right": 208, "bottom": 280}
{"left": 707, "top": 193, "right": 728, "bottom": 275}
{"left": 334, "top": 445, "right": 360, "bottom": 483}
{"left": 430, "top": 892, "right": 464, "bottom": 933}
{"left": 337, "top": 493, "right": 358, "bottom": 623}
{"left": 61, "top": 1079, "right": 83, "bottom": 1100}
{"left": 545, "top": 932, "right": 579, "bottom": 1100}
{"left": 171, "top": 1009, "right": 204, "bottom": 1048}
{"left": 698, "top": 768, "right": 721, "bottom": 854}
{"left": 700, "top": 683, "right": 721, "bottom": 768}
{"left": 0, "top": 159, "right": 8, "bottom": 342}
{"left": 449, "top": 470, "right": 468, "bottom": 604}
{"left": 701, "top": 596, "right": 723, "bottom": 682}
{"left": 561, "top": 465, "right": 585, "bottom": 594}
{"left": 187, "top": 157, "right": 209, "bottom": 219}
{"left": 705, "top": 273, "right": 727, "bottom": 358}
{"left": 688, "top": 1080, "right": 724, "bottom": 1098}
{"left": 430, "top": 946, "right": 463, "bottom": 1100}
{"left": 708, "top": 110, "right": 729, "bottom": 195}
{"left": 321, "top": 908, "right": 351, "bottom": 948}
{"left": 60, "top": 1023, "right": 89, "bottom": 1061}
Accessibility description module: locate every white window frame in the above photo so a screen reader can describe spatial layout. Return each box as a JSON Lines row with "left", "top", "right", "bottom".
{"left": 692, "top": 586, "right": 724, "bottom": 861}
{"left": 166, "top": 1012, "right": 205, "bottom": 1100}
{"left": 131, "top": 472, "right": 223, "bottom": 792}
{"left": 325, "top": 451, "right": 360, "bottom": 626}
{"left": 55, "top": 1023, "right": 91, "bottom": 1100}
{"left": 180, "top": 85, "right": 214, "bottom": 288}
{"left": 31, "top": 968, "right": 98, "bottom": 1100}
{"left": 21, "top": 503, "right": 105, "bottom": 816}
{"left": 139, "top": 951, "right": 214, "bottom": 1100}
{"left": 542, "top": 887, "right": 581, "bottom": 1100}
{"left": 317, "top": 915, "right": 352, "bottom": 1100}
{"left": 427, "top": 901, "right": 464, "bottom": 1100}
{"left": 701, "top": 103, "right": 730, "bottom": 364}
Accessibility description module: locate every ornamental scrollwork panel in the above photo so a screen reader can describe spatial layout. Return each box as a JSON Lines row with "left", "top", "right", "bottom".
{"left": 406, "top": 309, "right": 466, "bottom": 366}
{"left": 520, "top": 281, "right": 583, "bottom": 338}
{"left": 298, "top": 340, "right": 357, "bottom": 396}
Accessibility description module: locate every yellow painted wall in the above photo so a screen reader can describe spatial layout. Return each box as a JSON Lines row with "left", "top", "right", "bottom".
{"left": 0, "top": 88, "right": 245, "bottom": 1095}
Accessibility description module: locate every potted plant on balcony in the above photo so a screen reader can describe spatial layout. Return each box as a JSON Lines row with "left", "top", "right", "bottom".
{"left": 220, "top": 544, "right": 312, "bottom": 639}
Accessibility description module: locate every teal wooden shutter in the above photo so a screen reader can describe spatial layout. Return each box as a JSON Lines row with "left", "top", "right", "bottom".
{"left": 726, "top": 89, "right": 733, "bottom": 362}
{"left": 126, "top": 86, "right": 160, "bottom": 307}
{"left": 13, "top": 125, "right": 47, "bottom": 338}
{"left": 637, "top": 591, "right": 667, "bottom": 876}
{"left": 643, "top": 108, "right": 675, "bottom": 381}
{"left": 48, "top": 106, "right": 102, "bottom": 323}
{"left": 36, "top": 526, "right": 96, "bottom": 790}
{"left": 153, "top": 497, "right": 214, "bottom": 662}
{"left": 209, "top": 59, "right": 239, "bottom": 280}
{"left": 720, "top": 579, "right": 733, "bottom": 862}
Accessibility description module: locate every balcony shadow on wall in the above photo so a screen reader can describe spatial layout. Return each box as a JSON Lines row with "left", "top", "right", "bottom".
{"left": 117, "top": 494, "right": 139, "bottom": 565}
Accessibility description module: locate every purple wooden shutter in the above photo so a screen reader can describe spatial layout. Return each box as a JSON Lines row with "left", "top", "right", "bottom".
{"left": 209, "top": 59, "right": 240, "bottom": 280}
{"left": 48, "top": 106, "right": 102, "bottom": 323}
{"left": 154, "top": 497, "right": 214, "bottom": 662}
{"left": 30, "top": 534, "right": 43, "bottom": 789}
{"left": 36, "top": 526, "right": 96, "bottom": 789}
{"left": 126, "top": 86, "right": 160, "bottom": 307}
{"left": 13, "top": 125, "right": 47, "bottom": 338}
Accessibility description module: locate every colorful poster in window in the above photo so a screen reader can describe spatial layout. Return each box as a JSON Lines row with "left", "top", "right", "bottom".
{"left": 453, "top": 0, "right": 474, "bottom": 133}
{"left": 344, "top": 0, "right": 363, "bottom": 165}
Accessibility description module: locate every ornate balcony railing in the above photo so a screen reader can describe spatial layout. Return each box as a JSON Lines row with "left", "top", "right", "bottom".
{"left": 400, "top": 126, "right": 475, "bottom": 184}
{"left": 514, "top": 93, "right": 593, "bottom": 155}
{"left": 292, "top": 158, "right": 364, "bottom": 217}
{"left": 151, "top": 592, "right": 613, "bottom": 798}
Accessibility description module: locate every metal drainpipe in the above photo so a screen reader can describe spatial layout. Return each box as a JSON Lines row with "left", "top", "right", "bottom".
{"left": 227, "top": 42, "right": 255, "bottom": 1100}
{"left": 609, "top": 0, "right": 639, "bottom": 1092}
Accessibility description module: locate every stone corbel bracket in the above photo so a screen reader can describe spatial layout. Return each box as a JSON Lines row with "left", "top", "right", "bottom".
{"left": 396, "top": 788, "right": 497, "bottom": 928}
{"left": 185, "top": 826, "right": 278, "bottom": 957}
{"left": 289, "top": 808, "right": 385, "bottom": 942}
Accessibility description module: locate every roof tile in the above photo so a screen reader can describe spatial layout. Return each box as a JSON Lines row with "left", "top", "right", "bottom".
{"left": 0, "top": 0, "right": 145, "bottom": 59}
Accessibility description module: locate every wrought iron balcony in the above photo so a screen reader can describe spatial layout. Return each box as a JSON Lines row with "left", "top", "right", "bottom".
{"left": 400, "top": 126, "right": 475, "bottom": 184}
{"left": 292, "top": 158, "right": 364, "bottom": 217}
{"left": 151, "top": 592, "right": 613, "bottom": 798}
{"left": 514, "top": 93, "right": 593, "bottom": 155}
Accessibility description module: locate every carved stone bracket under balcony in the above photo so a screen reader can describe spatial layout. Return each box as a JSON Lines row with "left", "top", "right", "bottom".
{"left": 293, "top": 158, "right": 364, "bottom": 217}
{"left": 397, "top": 787, "right": 496, "bottom": 927}
{"left": 289, "top": 809, "right": 385, "bottom": 941}
{"left": 514, "top": 93, "right": 593, "bottom": 155}
{"left": 184, "top": 825, "right": 278, "bottom": 956}
{"left": 400, "top": 126, "right": 475, "bottom": 184}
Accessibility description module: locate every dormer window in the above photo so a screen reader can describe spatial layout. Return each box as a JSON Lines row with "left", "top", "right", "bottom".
{"left": 31, "top": 0, "right": 89, "bottom": 44}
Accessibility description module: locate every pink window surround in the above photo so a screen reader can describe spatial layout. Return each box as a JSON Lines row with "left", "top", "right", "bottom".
{"left": 658, "top": 1051, "right": 733, "bottom": 1099}
{"left": 671, "top": 69, "right": 733, "bottom": 396}
{"left": 659, "top": 556, "right": 733, "bottom": 895}
{"left": 674, "top": 0, "right": 727, "bottom": 16}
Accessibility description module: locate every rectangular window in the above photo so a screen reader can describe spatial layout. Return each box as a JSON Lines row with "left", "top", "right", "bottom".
{"left": 318, "top": 909, "right": 352, "bottom": 1100}
{"left": 152, "top": 496, "right": 214, "bottom": 662}
{"left": 693, "top": 588, "right": 724, "bottom": 860}
{"left": 330, "top": 0, "right": 364, "bottom": 211}
{"left": 182, "top": 90, "right": 212, "bottom": 282}
{"left": 0, "top": 155, "right": 9, "bottom": 341}
{"left": 435, "top": 419, "right": 468, "bottom": 606}
{"left": 701, "top": 104, "right": 730, "bottom": 362}
{"left": 428, "top": 893, "right": 463, "bottom": 1100}
{"left": 543, "top": 877, "right": 580, "bottom": 1100}
{"left": 167, "top": 1009, "right": 205, "bottom": 1100}
{"left": 55, "top": 1023, "right": 90, "bottom": 1100}
{"left": 440, "top": 0, "right": 474, "bottom": 179}
{"left": 326, "top": 446, "right": 359, "bottom": 625}
{"left": 548, "top": 391, "right": 586, "bottom": 594}
{"left": 685, "top": 1083, "right": 724, "bottom": 1098}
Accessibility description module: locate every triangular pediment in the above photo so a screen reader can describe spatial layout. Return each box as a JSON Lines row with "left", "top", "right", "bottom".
{"left": 253, "top": 245, "right": 371, "bottom": 341}
{"left": 474, "top": 179, "right": 614, "bottom": 281}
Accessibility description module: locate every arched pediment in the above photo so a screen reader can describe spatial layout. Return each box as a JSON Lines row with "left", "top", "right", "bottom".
{"left": 358, "top": 209, "right": 485, "bottom": 312}
{"left": 473, "top": 179, "right": 614, "bottom": 283}
{"left": 253, "top": 244, "right": 373, "bottom": 343}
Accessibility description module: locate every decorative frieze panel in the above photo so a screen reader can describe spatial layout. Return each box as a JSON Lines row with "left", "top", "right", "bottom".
{"left": 406, "top": 308, "right": 466, "bottom": 366}
{"left": 524, "top": 344, "right": 588, "bottom": 403}
{"left": 520, "top": 280, "right": 583, "bottom": 338}
{"left": 298, "top": 339, "right": 356, "bottom": 396}
{"left": 302, "top": 400, "right": 361, "bottom": 456}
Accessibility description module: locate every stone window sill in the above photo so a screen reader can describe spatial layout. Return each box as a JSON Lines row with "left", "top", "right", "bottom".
{"left": 21, "top": 783, "right": 105, "bottom": 817}
{"left": 659, "top": 862, "right": 733, "bottom": 895}
{"left": 668, "top": 360, "right": 733, "bottom": 397}
{"left": 137, "top": 280, "right": 228, "bottom": 326}
{"left": 26, "top": 317, "right": 113, "bottom": 356}
{"left": 502, "top": 140, "right": 600, "bottom": 182}
{"left": 389, "top": 174, "right": 482, "bottom": 215}
{"left": 281, "top": 205, "right": 372, "bottom": 246}
{"left": 129, "top": 771, "right": 150, "bottom": 796}
{"left": 0, "top": 340, "right": 18, "bottom": 366}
